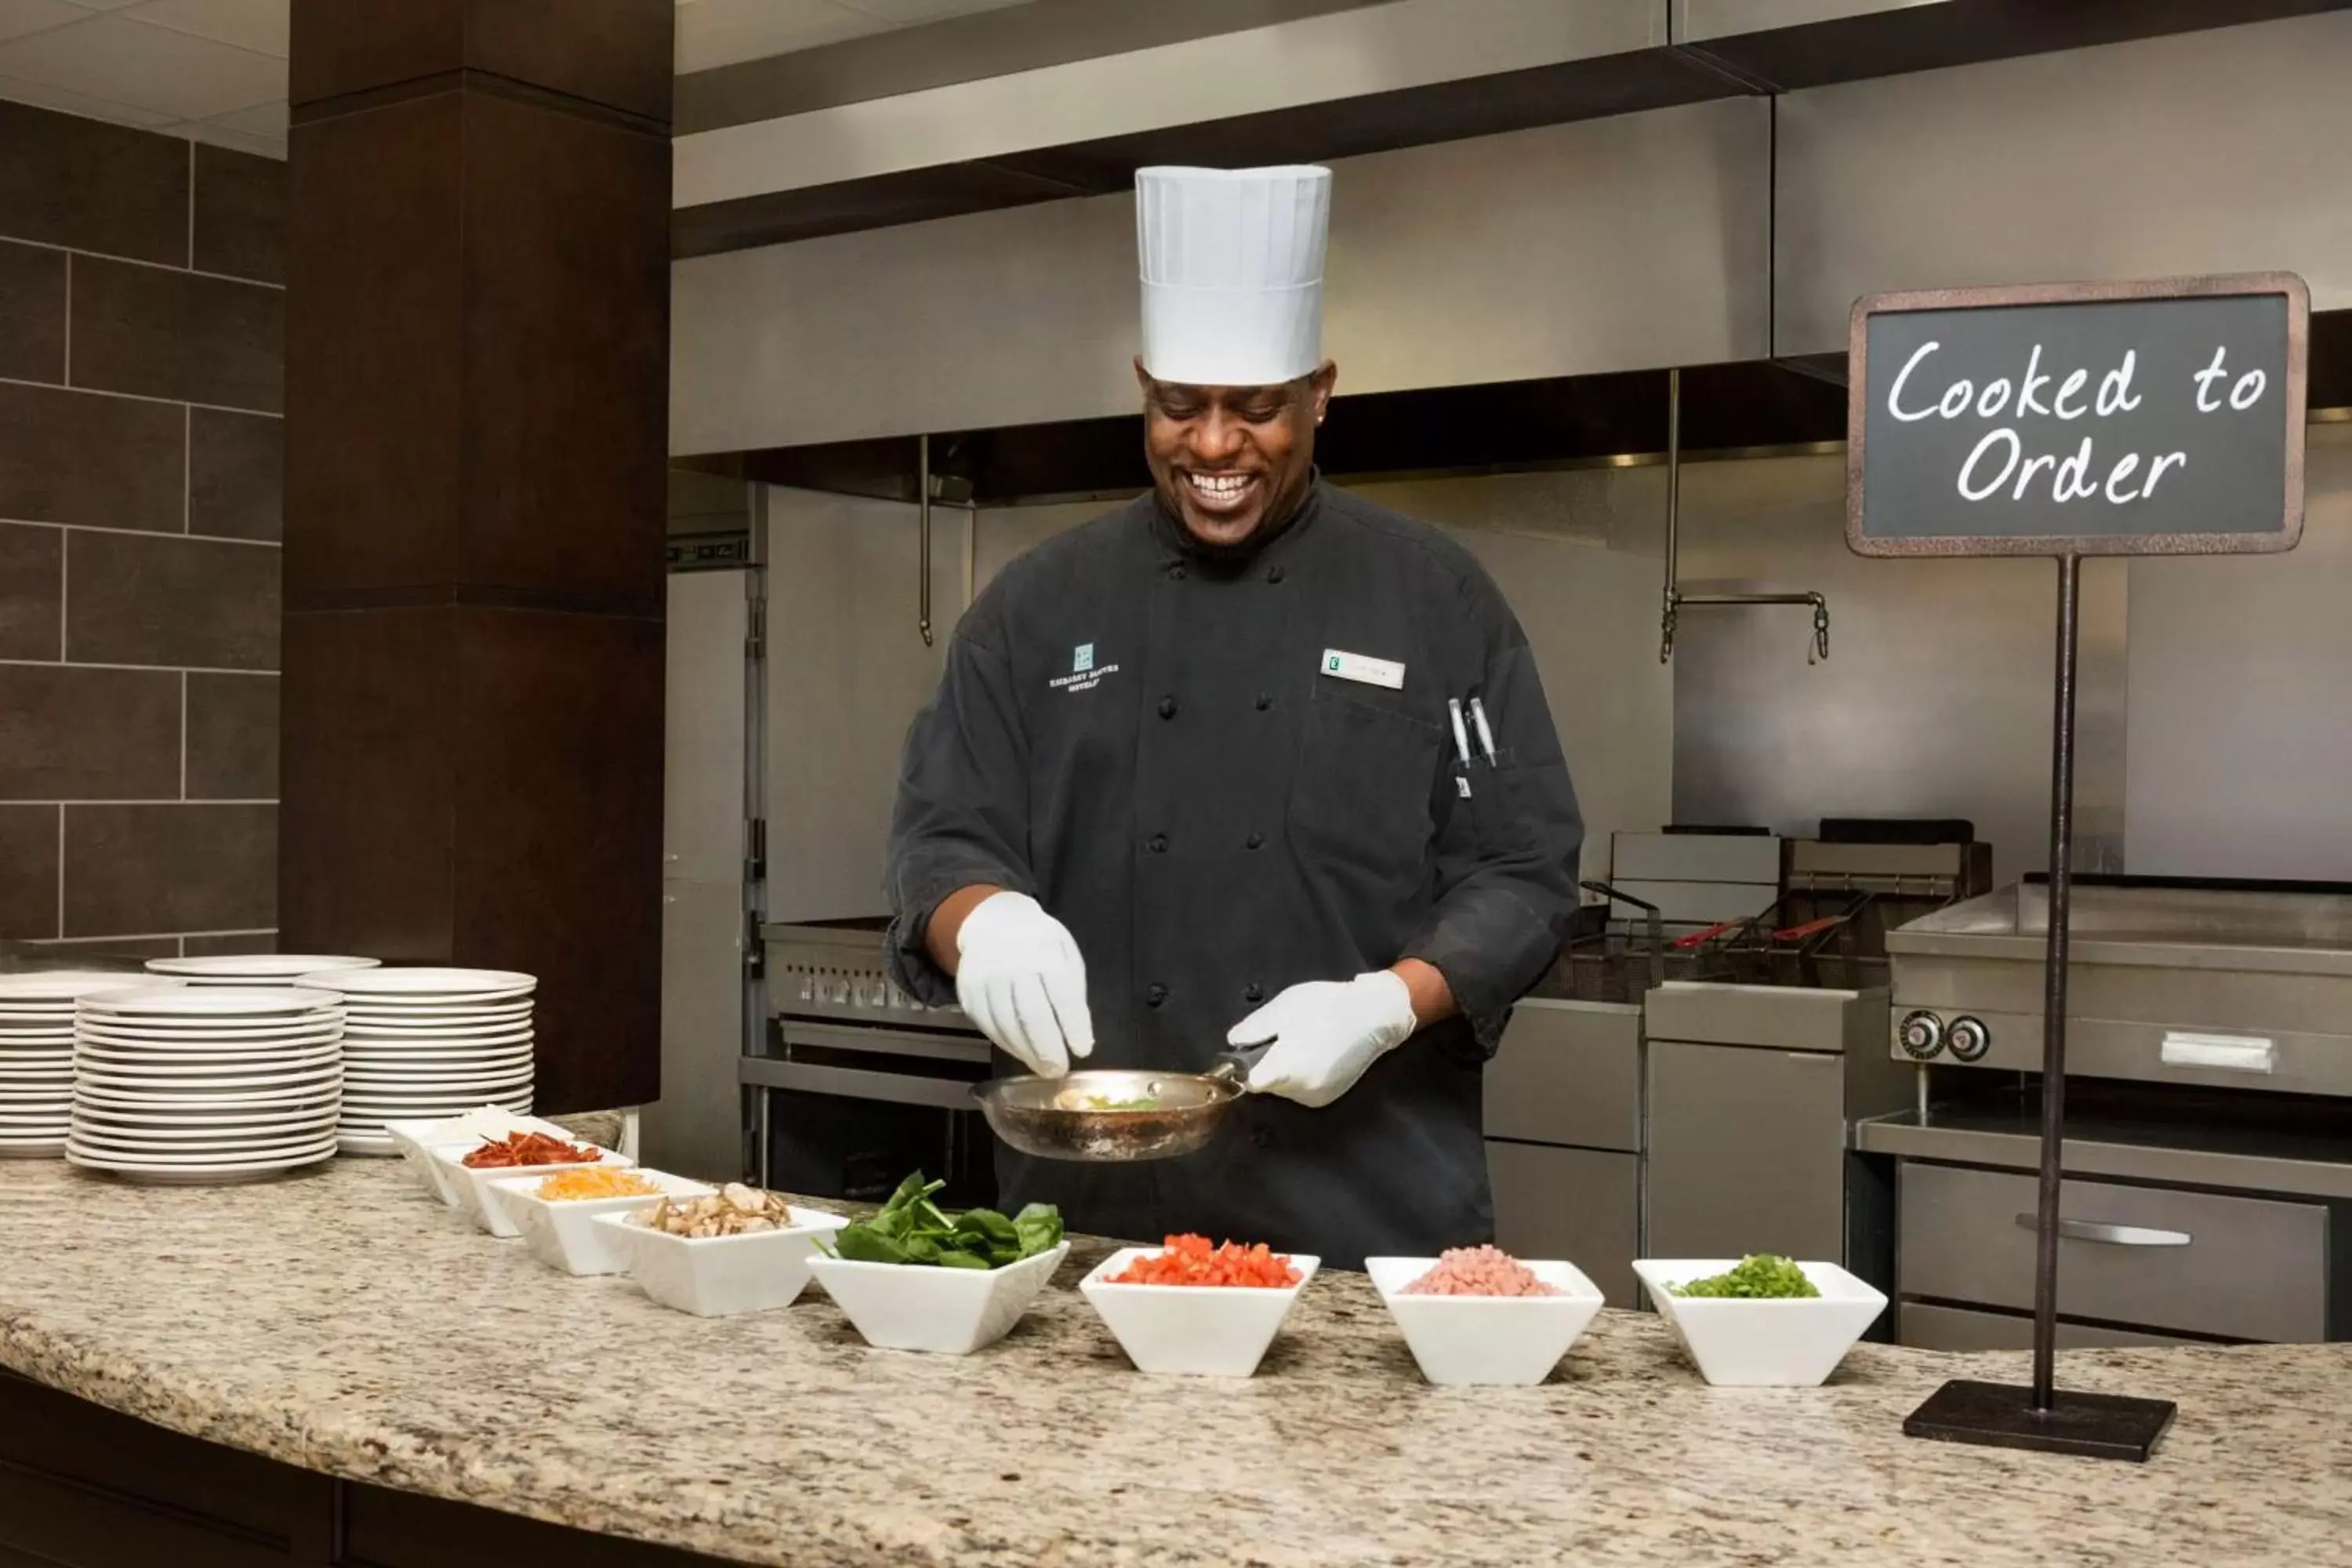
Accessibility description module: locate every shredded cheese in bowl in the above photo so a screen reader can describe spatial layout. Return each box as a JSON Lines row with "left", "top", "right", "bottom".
{"left": 535, "top": 1167, "right": 659, "bottom": 1203}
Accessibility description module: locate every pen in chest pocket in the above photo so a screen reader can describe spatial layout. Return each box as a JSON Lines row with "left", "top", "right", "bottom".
{"left": 1446, "top": 699, "right": 1475, "bottom": 799}
{"left": 1468, "top": 698, "right": 1497, "bottom": 762}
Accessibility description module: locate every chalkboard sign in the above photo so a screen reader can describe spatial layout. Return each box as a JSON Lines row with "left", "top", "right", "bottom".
{"left": 1848, "top": 274, "right": 2307, "bottom": 557}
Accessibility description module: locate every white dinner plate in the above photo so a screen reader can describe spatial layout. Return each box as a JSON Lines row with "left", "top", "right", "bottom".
{"left": 341, "top": 1019, "right": 532, "bottom": 1039}
{"left": 341, "top": 1006, "right": 534, "bottom": 1029}
{"left": 74, "top": 1013, "right": 343, "bottom": 1038}
{"left": 343, "top": 1058, "right": 535, "bottom": 1079}
{"left": 74, "top": 1034, "right": 343, "bottom": 1062}
{"left": 73, "top": 1063, "right": 343, "bottom": 1092}
{"left": 344, "top": 1048, "right": 532, "bottom": 1066}
{"left": 65, "top": 1143, "right": 336, "bottom": 1181}
{"left": 74, "top": 1100, "right": 343, "bottom": 1123}
{"left": 343, "top": 1094, "right": 532, "bottom": 1116}
{"left": 147, "top": 955, "right": 378, "bottom": 981}
{"left": 341, "top": 1067, "right": 534, "bottom": 1091}
{"left": 300, "top": 967, "right": 534, "bottom": 997}
{"left": 73, "top": 1052, "right": 345, "bottom": 1080}
{"left": 78, "top": 986, "right": 340, "bottom": 1018}
{"left": 74, "top": 1102, "right": 337, "bottom": 1129}
{"left": 0, "top": 972, "right": 182, "bottom": 1001}
{"left": 68, "top": 1127, "right": 339, "bottom": 1156}
{"left": 0, "top": 1057, "right": 71, "bottom": 1075}
{"left": 70, "top": 1116, "right": 339, "bottom": 1149}
{"left": 74, "top": 1044, "right": 343, "bottom": 1067}
{"left": 342, "top": 1036, "right": 534, "bottom": 1058}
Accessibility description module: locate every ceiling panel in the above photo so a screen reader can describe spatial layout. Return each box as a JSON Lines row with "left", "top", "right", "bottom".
{"left": 0, "top": 11, "right": 281, "bottom": 119}
{"left": 0, "top": 0, "right": 80, "bottom": 42}
{"left": 126, "top": 0, "right": 288, "bottom": 57}
{"left": 675, "top": 0, "right": 893, "bottom": 73}
{"left": 0, "top": 65, "right": 172, "bottom": 122}
{"left": 837, "top": 0, "right": 1033, "bottom": 22}
{"left": 205, "top": 95, "right": 283, "bottom": 134}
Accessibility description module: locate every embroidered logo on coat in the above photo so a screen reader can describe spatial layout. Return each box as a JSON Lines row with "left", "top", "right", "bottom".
{"left": 1049, "top": 642, "right": 1120, "bottom": 694}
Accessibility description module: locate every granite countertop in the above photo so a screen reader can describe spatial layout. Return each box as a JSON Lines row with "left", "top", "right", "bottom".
{"left": 2, "top": 1160, "right": 2347, "bottom": 1566}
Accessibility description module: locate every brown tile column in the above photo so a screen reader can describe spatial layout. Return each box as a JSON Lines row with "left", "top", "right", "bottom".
{"left": 281, "top": 1, "right": 673, "bottom": 1112}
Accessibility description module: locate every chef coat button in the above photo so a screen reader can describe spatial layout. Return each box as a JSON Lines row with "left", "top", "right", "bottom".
{"left": 1250, "top": 1126, "right": 1276, "bottom": 1149}
{"left": 1267, "top": 565, "right": 1286, "bottom": 584}
{"left": 1244, "top": 982, "right": 1265, "bottom": 1004}
{"left": 1157, "top": 696, "right": 1178, "bottom": 720}
{"left": 1245, "top": 831, "right": 1264, "bottom": 850}
{"left": 1167, "top": 562, "right": 1187, "bottom": 582}
{"left": 1147, "top": 833, "right": 1169, "bottom": 854}
{"left": 1146, "top": 983, "right": 1168, "bottom": 1007}
{"left": 1254, "top": 692, "right": 1272, "bottom": 711}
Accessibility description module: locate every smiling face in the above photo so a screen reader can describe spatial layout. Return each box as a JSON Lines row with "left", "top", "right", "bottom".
{"left": 1137, "top": 358, "right": 1338, "bottom": 550}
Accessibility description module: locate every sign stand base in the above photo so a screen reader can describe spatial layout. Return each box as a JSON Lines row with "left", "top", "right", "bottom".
{"left": 1904, "top": 1379, "right": 2176, "bottom": 1462}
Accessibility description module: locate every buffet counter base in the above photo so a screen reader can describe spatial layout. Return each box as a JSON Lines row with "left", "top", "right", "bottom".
{"left": 1, "top": 1160, "right": 2346, "bottom": 1567}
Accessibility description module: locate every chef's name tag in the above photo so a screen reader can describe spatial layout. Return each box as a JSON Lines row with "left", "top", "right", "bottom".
{"left": 1320, "top": 648, "right": 1405, "bottom": 691}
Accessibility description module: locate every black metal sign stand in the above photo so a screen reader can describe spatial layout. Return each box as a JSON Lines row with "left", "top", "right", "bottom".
{"left": 1847, "top": 271, "right": 2308, "bottom": 1463}
{"left": 1900, "top": 553, "right": 2176, "bottom": 1461}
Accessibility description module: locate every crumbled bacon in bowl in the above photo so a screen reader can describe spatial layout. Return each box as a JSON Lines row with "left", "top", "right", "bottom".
{"left": 461, "top": 1131, "right": 602, "bottom": 1169}
{"left": 1403, "top": 1246, "right": 1560, "bottom": 1298}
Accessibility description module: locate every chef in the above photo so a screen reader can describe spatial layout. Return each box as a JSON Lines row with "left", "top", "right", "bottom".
{"left": 884, "top": 165, "right": 1583, "bottom": 1269}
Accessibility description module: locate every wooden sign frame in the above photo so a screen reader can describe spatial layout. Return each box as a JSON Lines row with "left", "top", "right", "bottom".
{"left": 1846, "top": 272, "right": 2309, "bottom": 560}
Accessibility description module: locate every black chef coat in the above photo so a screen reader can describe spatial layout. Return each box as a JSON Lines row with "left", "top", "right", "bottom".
{"left": 884, "top": 481, "right": 1584, "bottom": 1269}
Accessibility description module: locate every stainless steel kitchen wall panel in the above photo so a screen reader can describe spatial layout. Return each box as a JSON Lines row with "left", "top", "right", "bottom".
{"left": 1773, "top": 11, "right": 2352, "bottom": 354}
{"left": 674, "top": 0, "right": 1668, "bottom": 208}
{"left": 1676, "top": 0, "right": 1950, "bottom": 37}
{"left": 672, "top": 97, "right": 1768, "bottom": 454}
{"left": 2124, "top": 425, "right": 2352, "bottom": 880}
{"left": 1670, "top": 452, "right": 2127, "bottom": 886}
{"left": 764, "top": 487, "right": 967, "bottom": 923}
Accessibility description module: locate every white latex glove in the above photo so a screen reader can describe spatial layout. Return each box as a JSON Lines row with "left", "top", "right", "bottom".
{"left": 1227, "top": 971, "right": 1418, "bottom": 1109}
{"left": 954, "top": 891, "right": 1094, "bottom": 1078}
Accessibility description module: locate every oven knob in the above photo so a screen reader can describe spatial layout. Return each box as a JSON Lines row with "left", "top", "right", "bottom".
{"left": 1947, "top": 1016, "right": 1991, "bottom": 1062}
{"left": 1899, "top": 1010, "right": 1945, "bottom": 1060}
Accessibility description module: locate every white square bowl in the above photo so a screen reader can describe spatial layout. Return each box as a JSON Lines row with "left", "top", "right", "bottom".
{"left": 485, "top": 1170, "right": 717, "bottom": 1276}
{"left": 431, "top": 1141, "right": 633, "bottom": 1237}
{"left": 386, "top": 1115, "right": 574, "bottom": 1205}
{"left": 1078, "top": 1247, "right": 1319, "bottom": 1377}
{"left": 1364, "top": 1256, "right": 1606, "bottom": 1386}
{"left": 1632, "top": 1259, "right": 1888, "bottom": 1388}
{"left": 593, "top": 1204, "right": 850, "bottom": 1317}
{"left": 804, "top": 1242, "right": 1069, "bottom": 1356}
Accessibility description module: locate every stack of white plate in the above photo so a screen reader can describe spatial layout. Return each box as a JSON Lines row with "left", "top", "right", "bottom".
{"left": 146, "top": 954, "right": 379, "bottom": 986}
{"left": 67, "top": 985, "right": 343, "bottom": 1184}
{"left": 293, "top": 968, "right": 537, "bottom": 1156}
{"left": 0, "top": 972, "right": 185, "bottom": 1159}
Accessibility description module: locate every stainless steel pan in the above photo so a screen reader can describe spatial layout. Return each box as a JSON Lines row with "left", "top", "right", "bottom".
{"left": 969, "top": 1044, "right": 1269, "bottom": 1162}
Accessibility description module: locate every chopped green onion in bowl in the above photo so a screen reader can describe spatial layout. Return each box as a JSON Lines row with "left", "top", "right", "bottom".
{"left": 1668, "top": 1254, "right": 1820, "bottom": 1299}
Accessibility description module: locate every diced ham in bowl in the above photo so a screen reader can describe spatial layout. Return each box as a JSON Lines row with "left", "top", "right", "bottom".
{"left": 1368, "top": 1250, "right": 1604, "bottom": 1386}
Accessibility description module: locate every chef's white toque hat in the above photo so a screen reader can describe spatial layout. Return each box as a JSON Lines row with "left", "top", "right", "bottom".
{"left": 1135, "top": 165, "right": 1331, "bottom": 387}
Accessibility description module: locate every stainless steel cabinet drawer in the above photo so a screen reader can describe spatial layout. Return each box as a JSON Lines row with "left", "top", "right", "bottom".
{"left": 1899, "top": 1162, "right": 2327, "bottom": 1343}
{"left": 1489, "top": 1142, "right": 1639, "bottom": 1308}
{"left": 1485, "top": 1000, "right": 1640, "bottom": 1152}
{"left": 1898, "top": 1302, "right": 2202, "bottom": 1352}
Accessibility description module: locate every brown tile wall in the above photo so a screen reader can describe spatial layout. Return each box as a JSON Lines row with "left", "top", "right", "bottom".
{"left": 0, "top": 102, "right": 282, "bottom": 958}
